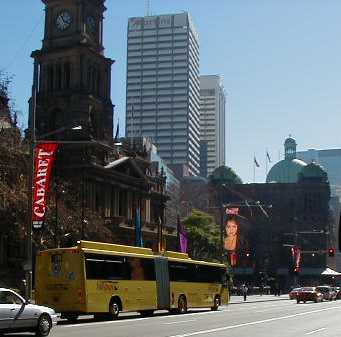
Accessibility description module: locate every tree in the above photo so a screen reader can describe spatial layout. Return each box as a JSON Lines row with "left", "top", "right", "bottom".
{"left": 183, "top": 209, "right": 220, "bottom": 262}
{"left": 209, "top": 166, "right": 243, "bottom": 186}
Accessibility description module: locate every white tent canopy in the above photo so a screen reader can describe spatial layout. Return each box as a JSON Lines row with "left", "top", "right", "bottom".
{"left": 321, "top": 267, "right": 341, "bottom": 276}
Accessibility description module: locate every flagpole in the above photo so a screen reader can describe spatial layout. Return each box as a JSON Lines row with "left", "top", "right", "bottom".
{"left": 253, "top": 155, "right": 256, "bottom": 183}
{"left": 265, "top": 149, "right": 268, "bottom": 181}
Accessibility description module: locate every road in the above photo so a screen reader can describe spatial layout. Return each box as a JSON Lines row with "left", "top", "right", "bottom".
{"left": 17, "top": 295, "right": 341, "bottom": 337}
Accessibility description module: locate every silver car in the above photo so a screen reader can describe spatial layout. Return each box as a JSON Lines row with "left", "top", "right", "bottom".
{"left": 0, "top": 288, "right": 58, "bottom": 336}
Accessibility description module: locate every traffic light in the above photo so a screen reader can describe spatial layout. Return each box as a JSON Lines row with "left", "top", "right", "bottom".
{"left": 328, "top": 247, "right": 335, "bottom": 257}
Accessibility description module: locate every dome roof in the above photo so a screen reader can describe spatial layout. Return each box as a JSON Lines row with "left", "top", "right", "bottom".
{"left": 284, "top": 137, "right": 297, "bottom": 146}
{"left": 298, "top": 162, "right": 328, "bottom": 182}
{"left": 266, "top": 158, "right": 307, "bottom": 183}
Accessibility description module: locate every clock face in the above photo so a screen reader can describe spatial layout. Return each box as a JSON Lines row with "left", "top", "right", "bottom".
{"left": 86, "top": 15, "right": 96, "bottom": 33}
{"left": 55, "top": 10, "right": 72, "bottom": 31}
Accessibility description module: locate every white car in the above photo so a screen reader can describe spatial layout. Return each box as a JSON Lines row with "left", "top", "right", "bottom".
{"left": 0, "top": 288, "right": 58, "bottom": 336}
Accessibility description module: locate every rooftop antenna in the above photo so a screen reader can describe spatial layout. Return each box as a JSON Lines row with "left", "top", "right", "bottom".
{"left": 145, "top": 0, "right": 151, "bottom": 16}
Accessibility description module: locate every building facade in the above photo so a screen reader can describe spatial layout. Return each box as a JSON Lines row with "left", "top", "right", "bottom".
{"left": 200, "top": 75, "right": 226, "bottom": 177}
{"left": 126, "top": 13, "right": 201, "bottom": 176}
{"left": 297, "top": 148, "right": 341, "bottom": 200}
{"left": 28, "top": 0, "right": 173, "bottom": 252}
{"left": 31, "top": 0, "right": 114, "bottom": 142}
{"left": 180, "top": 172, "right": 334, "bottom": 290}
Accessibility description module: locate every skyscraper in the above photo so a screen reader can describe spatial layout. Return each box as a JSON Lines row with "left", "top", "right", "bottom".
{"left": 200, "top": 75, "right": 226, "bottom": 177}
{"left": 126, "top": 13, "right": 200, "bottom": 176}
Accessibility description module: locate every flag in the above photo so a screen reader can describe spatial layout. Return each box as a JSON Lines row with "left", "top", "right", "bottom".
{"left": 177, "top": 215, "right": 188, "bottom": 253}
{"left": 32, "top": 142, "right": 59, "bottom": 230}
{"left": 266, "top": 151, "right": 271, "bottom": 163}
{"left": 254, "top": 156, "right": 260, "bottom": 167}
{"left": 135, "top": 207, "right": 143, "bottom": 247}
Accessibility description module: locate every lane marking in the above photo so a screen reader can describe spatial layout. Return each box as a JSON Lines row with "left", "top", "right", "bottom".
{"left": 305, "top": 328, "right": 326, "bottom": 335}
{"left": 59, "top": 302, "right": 340, "bottom": 330}
{"left": 165, "top": 319, "right": 197, "bottom": 325}
{"left": 167, "top": 306, "right": 341, "bottom": 337}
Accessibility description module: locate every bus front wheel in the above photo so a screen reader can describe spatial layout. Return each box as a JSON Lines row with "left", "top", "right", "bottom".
{"left": 178, "top": 295, "right": 187, "bottom": 314}
{"left": 108, "top": 298, "right": 121, "bottom": 320}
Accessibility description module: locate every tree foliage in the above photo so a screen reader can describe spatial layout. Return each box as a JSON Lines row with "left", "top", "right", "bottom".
{"left": 0, "top": 73, "right": 114, "bottom": 280}
{"left": 209, "top": 165, "right": 242, "bottom": 186}
{"left": 183, "top": 209, "right": 220, "bottom": 262}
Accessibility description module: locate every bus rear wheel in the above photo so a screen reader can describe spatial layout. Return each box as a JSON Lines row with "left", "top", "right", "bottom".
{"left": 108, "top": 298, "right": 121, "bottom": 320}
{"left": 178, "top": 295, "right": 187, "bottom": 314}
{"left": 211, "top": 296, "right": 220, "bottom": 311}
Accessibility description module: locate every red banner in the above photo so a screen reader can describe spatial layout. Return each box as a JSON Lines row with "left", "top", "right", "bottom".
{"left": 32, "top": 143, "right": 58, "bottom": 229}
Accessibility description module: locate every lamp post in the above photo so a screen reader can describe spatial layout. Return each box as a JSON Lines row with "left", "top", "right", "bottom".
{"left": 25, "top": 59, "right": 39, "bottom": 300}
{"left": 25, "top": 73, "right": 84, "bottom": 299}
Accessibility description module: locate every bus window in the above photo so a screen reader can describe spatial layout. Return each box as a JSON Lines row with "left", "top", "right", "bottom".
{"left": 85, "top": 254, "right": 129, "bottom": 280}
{"left": 169, "top": 262, "right": 197, "bottom": 282}
{"left": 127, "top": 257, "right": 155, "bottom": 281}
{"left": 197, "top": 265, "right": 225, "bottom": 283}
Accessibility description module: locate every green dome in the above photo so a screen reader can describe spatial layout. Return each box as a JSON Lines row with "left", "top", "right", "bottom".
{"left": 266, "top": 158, "right": 307, "bottom": 183}
{"left": 298, "top": 162, "right": 328, "bottom": 182}
{"left": 284, "top": 137, "right": 297, "bottom": 147}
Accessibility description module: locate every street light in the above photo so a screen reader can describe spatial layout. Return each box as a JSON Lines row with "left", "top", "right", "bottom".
{"left": 26, "top": 59, "right": 85, "bottom": 299}
{"left": 25, "top": 124, "right": 83, "bottom": 299}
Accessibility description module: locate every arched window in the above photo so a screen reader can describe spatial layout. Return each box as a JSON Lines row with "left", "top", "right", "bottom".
{"left": 92, "top": 67, "right": 97, "bottom": 93}
{"left": 49, "top": 108, "right": 64, "bottom": 134}
{"left": 64, "top": 62, "right": 71, "bottom": 89}
{"left": 87, "top": 64, "right": 92, "bottom": 91}
{"left": 56, "top": 63, "right": 62, "bottom": 90}
{"left": 96, "top": 69, "right": 101, "bottom": 96}
{"left": 48, "top": 65, "right": 54, "bottom": 92}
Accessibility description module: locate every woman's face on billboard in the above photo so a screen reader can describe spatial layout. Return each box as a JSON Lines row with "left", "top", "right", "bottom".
{"left": 226, "top": 219, "right": 238, "bottom": 237}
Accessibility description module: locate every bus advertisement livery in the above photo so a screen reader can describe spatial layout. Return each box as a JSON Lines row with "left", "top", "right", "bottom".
{"left": 35, "top": 241, "right": 229, "bottom": 321}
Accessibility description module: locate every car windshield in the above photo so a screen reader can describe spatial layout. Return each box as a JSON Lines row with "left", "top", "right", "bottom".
{"left": 301, "top": 287, "right": 314, "bottom": 292}
{"left": 291, "top": 288, "right": 301, "bottom": 292}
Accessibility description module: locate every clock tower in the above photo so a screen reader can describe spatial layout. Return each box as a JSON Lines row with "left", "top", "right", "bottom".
{"left": 31, "top": 0, "right": 114, "bottom": 141}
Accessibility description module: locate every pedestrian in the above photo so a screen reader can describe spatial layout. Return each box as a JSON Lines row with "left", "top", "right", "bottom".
{"left": 241, "top": 283, "right": 248, "bottom": 301}
{"left": 259, "top": 284, "right": 264, "bottom": 296}
{"left": 274, "top": 282, "right": 280, "bottom": 296}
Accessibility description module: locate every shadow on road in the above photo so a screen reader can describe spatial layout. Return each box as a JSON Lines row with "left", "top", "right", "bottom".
{"left": 57, "top": 309, "right": 211, "bottom": 326}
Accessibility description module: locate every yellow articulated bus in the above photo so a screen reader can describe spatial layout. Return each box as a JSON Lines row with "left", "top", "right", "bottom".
{"left": 35, "top": 240, "right": 229, "bottom": 321}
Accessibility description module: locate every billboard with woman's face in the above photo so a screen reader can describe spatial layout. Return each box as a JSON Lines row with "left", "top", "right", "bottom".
{"left": 224, "top": 215, "right": 250, "bottom": 267}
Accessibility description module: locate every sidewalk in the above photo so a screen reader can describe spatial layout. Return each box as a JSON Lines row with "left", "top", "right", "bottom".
{"left": 229, "top": 294, "right": 290, "bottom": 304}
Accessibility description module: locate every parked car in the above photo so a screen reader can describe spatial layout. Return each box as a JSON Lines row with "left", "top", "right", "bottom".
{"left": 289, "top": 287, "right": 301, "bottom": 300}
{"left": 0, "top": 288, "right": 58, "bottom": 336}
{"left": 316, "top": 286, "right": 337, "bottom": 301}
{"left": 296, "top": 287, "right": 323, "bottom": 303}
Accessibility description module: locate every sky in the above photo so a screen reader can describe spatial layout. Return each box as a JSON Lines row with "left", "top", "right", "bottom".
{"left": 1, "top": 1, "right": 340, "bottom": 183}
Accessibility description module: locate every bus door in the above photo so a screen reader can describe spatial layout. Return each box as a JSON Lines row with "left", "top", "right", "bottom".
{"left": 154, "top": 257, "right": 170, "bottom": 309}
